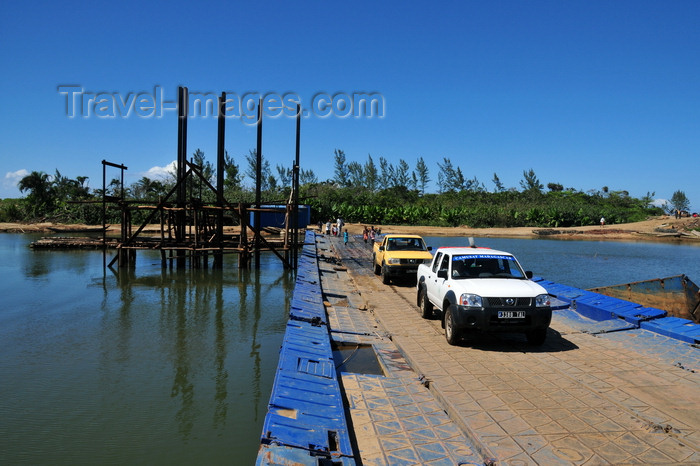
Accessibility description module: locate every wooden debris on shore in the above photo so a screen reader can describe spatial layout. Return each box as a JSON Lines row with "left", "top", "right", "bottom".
{"left": 47, "top": 226, "right": 108, "bottom": 233}
{"left": 635, "top": 227, "right": 700, "bottom": 239}
{"left": 654, "top": 227, "right": 681, "bottom": 235}
{"left": 533, "top": 229, "right": 583, "bottom": 236}
{"left": 29, "top": 236, "right": 118, "bottom": 249}
{"left": 533, "top": 228, "right": 626, "bottom": 236}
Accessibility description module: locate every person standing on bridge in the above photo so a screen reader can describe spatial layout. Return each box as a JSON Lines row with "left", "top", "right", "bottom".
{"left": 343, "top": 230, "right": 348, "bottom": 245}
{"left": 337, "top": 217, "right": 344, "bottom": 236}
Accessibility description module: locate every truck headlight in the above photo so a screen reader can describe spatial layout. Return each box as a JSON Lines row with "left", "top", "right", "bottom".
{"left": 387, "top": 258, "right": 401, "bottom": 265}
{"left": 535, "top": 294, "right": 551, "bottom": 307}
{"left": 459, "top": 293, "right": 482, "bottom": 307}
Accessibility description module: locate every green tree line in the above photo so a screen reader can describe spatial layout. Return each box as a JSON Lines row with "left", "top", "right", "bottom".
{"left": 2, "top": 148, "right": 678, "bottom": 228}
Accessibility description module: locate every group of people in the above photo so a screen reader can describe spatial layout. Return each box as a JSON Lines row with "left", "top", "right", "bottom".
{"left": 317, "top": 219, "right": 380, "bottom": 247}
{"left": 320, "top": 218, "right": 344, "bottom": 236}
{"left": 362, "top": 225, "right": 378, "bottom": 244}
{"left": 319, "top": 218, "right": 349, "bottom": 244}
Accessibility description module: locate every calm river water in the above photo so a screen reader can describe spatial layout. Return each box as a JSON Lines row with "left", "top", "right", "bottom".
{"left": 1, "top": 232, "right": 699, "bottom": 465}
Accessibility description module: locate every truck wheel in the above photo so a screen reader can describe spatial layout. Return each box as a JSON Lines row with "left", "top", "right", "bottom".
{"left": 444, "top": 305, "right": 461, "bottom": 345}
{"left": 526, "top": 328, "right": 547, "bottom": 346}
{"left": 373, "top": 254, "right": 380, "bottom": 275}
{"left": 419, "top": 287, "right": 433, "bottom": 319}
{"left": 381, "top": 264, "right": 391, "bottom": 284}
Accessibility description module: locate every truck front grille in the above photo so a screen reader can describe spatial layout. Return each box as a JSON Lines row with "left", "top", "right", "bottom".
{"left": 400, "top": 259, "right": 425, "bottom": 265}
{"left": 486, "top": 297, "right": 532, "bottom": 307}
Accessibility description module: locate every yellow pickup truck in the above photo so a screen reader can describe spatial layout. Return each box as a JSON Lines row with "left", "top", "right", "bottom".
{"left": 372, "top": 234, "right": 433, "bottom": 284}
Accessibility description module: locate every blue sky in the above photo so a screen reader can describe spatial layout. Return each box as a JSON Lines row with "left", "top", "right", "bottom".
{"left": 1, "top": 1, "right": 698, "bottom": 212}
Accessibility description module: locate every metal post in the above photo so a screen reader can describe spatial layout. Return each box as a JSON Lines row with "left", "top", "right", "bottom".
{"left": 293, "top": 103, "right": 301, "bottom": 269}
{"left": 254, "top": 98, "right": 262, "bottom": 267}
{"left": 102, "top": 160, "right": 106, "bottom": 271}
{"left": 239, "top": 203, "right": 248, "bottom": 268}
{"left": 215, "top": 92, "right": 226, "bottom": 268}
{"left": 176, "top": 86, "right": 188, "bottom": 268}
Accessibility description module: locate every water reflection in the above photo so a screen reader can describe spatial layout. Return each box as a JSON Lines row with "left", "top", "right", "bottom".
{"left": 249, "top": 267, "right": 263, "bottom": 422}
{"left": 102, "top": 258, "right": 292, "bottom": 447}
{"left": 21, "top": 244, "right": 94, "bottom": 279}
{"left": 214, "top": 282, "right": 227, "bottom": 429}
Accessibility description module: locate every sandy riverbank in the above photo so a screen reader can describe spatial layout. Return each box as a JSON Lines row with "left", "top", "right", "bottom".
{"left": 339, "top": 216, "right": 700, "bottom": 243}
{"left": 1, "top": 216, "right": 699, "bottom": 243}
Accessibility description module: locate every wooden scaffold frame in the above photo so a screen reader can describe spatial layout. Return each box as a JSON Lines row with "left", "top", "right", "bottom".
{"left": 102, "top": 88, "right": 303, "bottom": 271}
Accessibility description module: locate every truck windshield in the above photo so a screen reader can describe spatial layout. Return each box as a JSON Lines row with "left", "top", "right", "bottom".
{"left": 386, "top": 238, "right": 426, "bottom": 251}
{"left": 450, "top": 254, "right": 526, "bottom": 279}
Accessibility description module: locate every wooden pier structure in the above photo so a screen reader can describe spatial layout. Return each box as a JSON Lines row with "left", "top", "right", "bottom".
{"left": 98, "top": 87, "right": 303, "bottom": 270}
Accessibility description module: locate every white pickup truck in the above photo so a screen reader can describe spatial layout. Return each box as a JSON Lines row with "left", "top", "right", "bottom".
{"left": 416, "top": 246, "right": 552, "bottom": 345}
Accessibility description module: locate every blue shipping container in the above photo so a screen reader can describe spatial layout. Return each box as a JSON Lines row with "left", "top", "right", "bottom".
{"left": 250, "top": 205, "right": 311, "bottom": 229}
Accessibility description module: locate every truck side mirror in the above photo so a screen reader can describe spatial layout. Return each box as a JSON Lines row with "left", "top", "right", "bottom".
{"left": 427, "top": 246, "right": 432, "bottom": 251}
{"left": 437, "top": 269, "right": 448, "bottom": 279}
{"left": 525, "top": 271, "right": 533, "bottom": 279}
{"left": 379, "top": 246, "right": 384, "bottom": 251}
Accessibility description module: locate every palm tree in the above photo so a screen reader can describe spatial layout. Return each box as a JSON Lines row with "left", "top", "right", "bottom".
{"left": 18, "top": 171, "right": 55, "bottom": 216}
{"left": 133, "top": 176, "right": 153, "bottom": 199}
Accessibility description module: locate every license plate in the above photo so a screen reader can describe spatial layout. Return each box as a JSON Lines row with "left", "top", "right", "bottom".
{"left": 498, "top": 311, "right": 525, "bottom": 319}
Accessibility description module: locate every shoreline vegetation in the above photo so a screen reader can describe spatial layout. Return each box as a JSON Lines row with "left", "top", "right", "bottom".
{"left": 2, "top": 216, "right": 699, "bottom": 243}
{"left": 5, "top": 162, "right": 693, "bottom": 241}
